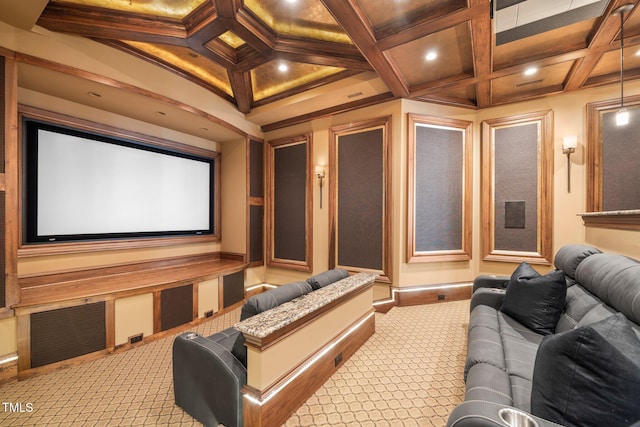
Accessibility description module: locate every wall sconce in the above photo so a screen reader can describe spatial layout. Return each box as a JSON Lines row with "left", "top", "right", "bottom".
{"left": 562, "top": 136, "right": 577, "bottom": 193}
{"left": 315, "top": 165, "right": 325, "bottom": 208}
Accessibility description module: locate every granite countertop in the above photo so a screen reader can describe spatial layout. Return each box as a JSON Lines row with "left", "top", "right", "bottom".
{"left": 578, "top": 210, "right": 640, "bottom": 216}
{"left": 234, "top": 272, "right": 377, "bottom": 338}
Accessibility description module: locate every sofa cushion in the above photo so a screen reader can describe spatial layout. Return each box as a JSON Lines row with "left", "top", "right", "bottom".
{"left": 500, "top": 263, "right": 567, "bottom": 335}
{"left": 531, "top": 313, "right": 640, "bottom": 427}
{"left": 306, "top": 268, "right": 349, "bottom": 290}
{"left": 554, "top": 284, "right": 601, "bottom": 333}
{"left": 240, "top": 281, "right": 312, "bottom": 320}
{"left": 553, "top": 244, "right": 601, "bottom": 283}
{"left": 575, "top": 253, "right": 640, "bottom": 324}
{"left": 211, "top": 327, "right": 247, "bottom": 367}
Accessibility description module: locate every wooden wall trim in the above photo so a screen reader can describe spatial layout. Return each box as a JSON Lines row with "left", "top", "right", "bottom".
{"left": 4, "top": 55, "right": 19, "bottom": 310}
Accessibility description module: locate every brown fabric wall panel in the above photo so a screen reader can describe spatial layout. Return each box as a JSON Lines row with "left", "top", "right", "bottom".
{"left": 223, "top": 270, "right": 244, "bottom": 308}
{"left": 494, "top": 124, "right": 538, "bottom": 252}
{"left": 337, "top": 128, "right": 383, "bottom": 270}
{"left": 160, "top": 284, "right": 193, "bottom": 331}
{"left": 273, "top": 143, "right": 307, "bottom": 262}
{"left": 249, "top": 139, "right": 263, "bottom": 199}
{"left": 249, "top": 205, "right": 263, "bottom": 263}
{"left": 30, "top": 302, "right": 106, "bottom": 368}
{"left": 602, "top": 109, "right": 640, "bottom": 211}
{"left": 414, "top": 126, "right": 463, "bottom": 252}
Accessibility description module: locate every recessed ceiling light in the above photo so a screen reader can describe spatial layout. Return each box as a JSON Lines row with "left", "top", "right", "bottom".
{"left": 425, "top": 51, "right": 437, "bottom": 61}
{"left": 524, "top": 67, "right": 538, "bottom": 76}
{"left": 88, "top": 91, "right": 102, "bottom": 98}
{"left": 278, "top": 63, "right": 288, "bottom": 72}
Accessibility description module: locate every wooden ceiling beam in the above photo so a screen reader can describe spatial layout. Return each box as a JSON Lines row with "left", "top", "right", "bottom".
{"left": 376, "top": 2, "right": 486, "bottom": 52}
{"left": 320, "top": 0, "right": 410, "bottom": 97}
{"left": 275, "top": 37, "right": 372, "bottom": 71}
{"left": 565, "top": 0, "right": 639, "bottom": 91}
{"left": 469, "top": 0, "right": 492, "bottom": 108}
{"left": 37, "top": 2, "right": 188, "bottom": 46}
{"left": 228, "top": 70, "right": 253, "bottom": 113}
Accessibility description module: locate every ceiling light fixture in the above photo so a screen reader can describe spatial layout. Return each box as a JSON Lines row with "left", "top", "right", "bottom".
{"left": 524, "top": 67, "right": 537, "bottom": 76}
{"left": 614, "top": 4, "right": 634, "bottom": 126}
{"left": 278, "top": 63, "right": 288, "bottom": 72}
{"left": 425, "top": 51, "right": 437, "bottom": 61}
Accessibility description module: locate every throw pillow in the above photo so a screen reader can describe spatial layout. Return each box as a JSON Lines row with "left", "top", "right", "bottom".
{"left": 531, "top": 313, "right": 640, "bottom": 427}
{"left": 306, "top": 268, "right": 349, "bottom": 290}
{"left": 500, "top": 262, "right": 566, "bottom": 335}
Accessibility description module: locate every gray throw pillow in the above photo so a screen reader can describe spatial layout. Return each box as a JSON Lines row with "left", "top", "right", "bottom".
{"left": 240, "top": 281, "right": 312, "bottom": 320}
{"left": 500, "top": 262, "right": 566, "bottom": 335}
{"left": 531, "top": 313, "right": 640, "bottom": 427}
{"left": 306, "top": 268, "right": 349, "bottom": 290}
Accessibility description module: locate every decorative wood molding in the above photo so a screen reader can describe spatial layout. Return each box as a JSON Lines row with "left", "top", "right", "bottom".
{"left": 265, "top": 134, "right": 313, "bottom": 272}
{"left": 406, "top": 113, "right": 473, "bottom": 263}
{"left": 481, "top": 110, "right": 554, "bottom": 265}
{"left": 586, "top": 95, "right": 640, "bottom": 215}
{"left": 329, "top": 116, "right": 393, "bottom": 282}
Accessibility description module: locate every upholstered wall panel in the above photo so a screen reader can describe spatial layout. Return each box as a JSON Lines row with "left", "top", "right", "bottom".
{"left": 273, "top": 142, "right": 307, "bottom": 262}
{"left": 30, "top": 302, "right": 106, "bottom": 368}
{"left": 223, "top": 270, "right": 244, "bottom": 308}
{"left": 249, "top": 204, "right": 263, "bottom": 263}
{"left": 602, "top": 109, "right": 640, "bottom": 211}
{"left": 160, "top": 284, "right": 193, "bottom": 331}
{"left": 249, "top": 139, "right": 263, "bottom": 199}
{"left": 337, "top": 128, "right": 383, "bottom": 270}
{"left": 494, "top": 124, "right": 538, "bottom": 252}
{"left": 414, "top": 126, "right": 463, "bottom": 252}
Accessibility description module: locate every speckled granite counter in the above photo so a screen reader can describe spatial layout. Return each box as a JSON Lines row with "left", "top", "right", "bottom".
{"left": 579, "top": 209, "right": 640, "bottom": 216}
{"left": 234, "top": 272, "right": 377, "bottom": 339}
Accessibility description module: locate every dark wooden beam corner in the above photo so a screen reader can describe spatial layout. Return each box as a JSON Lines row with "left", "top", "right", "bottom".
{"left": 228, "top": 70, "right": 253, "bottom": 113}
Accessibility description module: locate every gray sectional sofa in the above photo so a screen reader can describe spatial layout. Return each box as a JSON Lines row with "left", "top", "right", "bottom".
{"left": 172, "top": 268, "right": 349, "bottom": 427}
{"left": 447, "top": 244, "right": 640, "bottom": 427}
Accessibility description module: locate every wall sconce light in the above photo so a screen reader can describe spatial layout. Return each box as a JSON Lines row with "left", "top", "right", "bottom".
{"left": 562, "top": 136, "right": 577, "bottom": 193}
{"left": 315, "top": 165, "right": 325, "bottom": 208}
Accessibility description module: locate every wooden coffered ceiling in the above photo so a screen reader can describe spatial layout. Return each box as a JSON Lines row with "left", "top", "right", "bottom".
{"left": 10, "top": 0, "right": 640, "bottom": 129}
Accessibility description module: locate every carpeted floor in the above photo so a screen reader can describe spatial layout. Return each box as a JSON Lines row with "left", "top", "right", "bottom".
{"left": 0, "top": 300, "right": 469, "bottom": 426}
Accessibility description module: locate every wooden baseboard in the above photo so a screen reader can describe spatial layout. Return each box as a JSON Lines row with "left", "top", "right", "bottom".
{"left": 242, "top": 312, "right": 375, "bottom": 427}
{"left": 374, "top": 283, "right": 472, "bottom": 312}
{"left": 0, "top": 356, "right": 18, "bottom": 385}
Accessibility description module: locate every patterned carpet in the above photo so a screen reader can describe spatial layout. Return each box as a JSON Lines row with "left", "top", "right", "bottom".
{"left": 0, "top": 300, "right": 469, "bottom": 427}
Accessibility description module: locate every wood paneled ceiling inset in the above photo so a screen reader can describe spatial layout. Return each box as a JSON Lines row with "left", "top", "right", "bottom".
{"left": 23, "top": 0, "right": 640, "bottom": 127}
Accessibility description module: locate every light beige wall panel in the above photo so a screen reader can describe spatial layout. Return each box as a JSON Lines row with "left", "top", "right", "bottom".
{"left": 220, "top": 138, "right": 247, "bottom": 255}
{"left": 246, "top": 287, "right": 372, "bottom": 390}
{"left": 198, "top": 278, "right": 219, "bottom": 318}
{"left": 114, "top": 294, "right": 153, "bottom": 346}
{"left": 0, "top": 317, "right": 17, "bottom": 355}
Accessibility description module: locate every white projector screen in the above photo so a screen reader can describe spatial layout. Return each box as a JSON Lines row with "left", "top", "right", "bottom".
{"left": 24, "top": 120, "right": 215, "bottom": 243}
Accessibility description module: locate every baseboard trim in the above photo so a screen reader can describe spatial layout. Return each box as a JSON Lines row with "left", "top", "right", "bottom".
{"left": 373, "top": 282, "right": 472, "bottom": 312}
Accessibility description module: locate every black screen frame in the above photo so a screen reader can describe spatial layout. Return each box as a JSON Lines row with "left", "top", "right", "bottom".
{"left": 22, "top": 117, "right": 217, "bottom": 245}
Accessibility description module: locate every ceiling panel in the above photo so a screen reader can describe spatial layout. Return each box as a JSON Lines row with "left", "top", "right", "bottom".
{"left": 492, "top": 61, "right": 575, "bottom": 103}
{"left": 358, "top": 0, "right": 465, "bottom": 35}
{"left": 251, "top": 60, "right": 345, "bottom": 102}
{"left": 54, "top": 0, "right": 206, "bottom": 19}
{"left": 244, "top": 0, "right": 349, "bottom": 43}
{"left": 386, "top": 23, "right": 473, "bottom": 87}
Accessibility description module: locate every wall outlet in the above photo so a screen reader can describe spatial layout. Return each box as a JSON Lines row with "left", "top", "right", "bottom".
{"left": 205, "top": 310, "right": 214, "bottom": 318}
{"left": 129, "top": 333, "right": 143, "bottom": 345}
{"left": 334, "top": 352, "right": 343, "bottom": 367}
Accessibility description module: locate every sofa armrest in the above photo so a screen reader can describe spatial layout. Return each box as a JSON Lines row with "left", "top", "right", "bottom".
{"left": 447, "top": 401, "right": 563, "bottom": 427}
{"left": 469, "top": 287, "right": 506, "bottom": 312}
{"left": 472, "top": 275, "right": 509, "bottom": 293}
{"left": 173, "top": 332, "right": 247, "bottom": 427}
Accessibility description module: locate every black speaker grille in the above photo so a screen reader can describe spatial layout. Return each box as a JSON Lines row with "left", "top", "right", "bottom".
{"left": 160, "top": 284, "right": 193, "bottom": 331}
{"left": 30, "top": 302, "right": 106, "bottom": 368}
